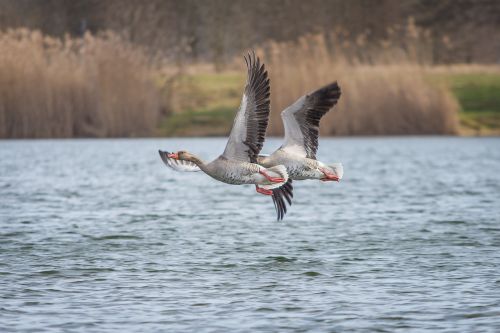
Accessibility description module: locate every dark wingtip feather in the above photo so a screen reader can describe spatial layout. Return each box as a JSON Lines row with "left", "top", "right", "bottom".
{"left": 271, "top": 179, "right": 294, "bottom": 221}
{"left": 158, "top": 150, "right": 171, "bottom": 166}
{"left": 313, "top": 81, "right": 341, "bottom": 104}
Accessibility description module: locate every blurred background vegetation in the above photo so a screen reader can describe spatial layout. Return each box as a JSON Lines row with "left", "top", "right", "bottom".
{"left": 1, "top": 0, "right": 499, "bottom": 138}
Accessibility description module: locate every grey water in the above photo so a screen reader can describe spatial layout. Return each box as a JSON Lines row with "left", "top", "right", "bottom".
{"left": 1, "top": 137, "right": 500, "bottom": 333}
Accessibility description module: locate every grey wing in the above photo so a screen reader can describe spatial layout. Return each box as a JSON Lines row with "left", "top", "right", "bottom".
{"left": 281, "top": 82, "right": 341, "bottom": 159}
{"left": 222, "top": 52, "right": 271, "bottom": 163}
{"left": 159, "top": 150, "right": 200, "bottom": 172}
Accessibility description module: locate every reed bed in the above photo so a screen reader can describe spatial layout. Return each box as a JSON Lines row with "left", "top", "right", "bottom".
{"left": 261, "top": 33, "right": 460, "bottom": 136}
{"left": 0, "top": 26, "right": 473, "bottom": 138}
{"left": 0, "top": 29, "right": 160, "bottom": 138}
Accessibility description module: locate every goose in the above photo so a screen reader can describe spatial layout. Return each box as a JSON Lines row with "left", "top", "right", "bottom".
{"left": 260, "top": 81, "right": 343, "bottom": 220}
{"left": 159, "top": 52, "right": 291, "bottom": 218}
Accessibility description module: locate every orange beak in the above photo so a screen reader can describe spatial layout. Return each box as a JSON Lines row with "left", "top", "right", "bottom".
{"left": 167, "top": 152, "right": 179, "bottom": 159}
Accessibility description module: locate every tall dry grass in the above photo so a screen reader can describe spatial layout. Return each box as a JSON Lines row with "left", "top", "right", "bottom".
{"left": 260, "top": 32, "right": 459, "bottom": 136}
{"left": 0, "top": 23, "right": 462, "bottom": 138}
{"left": 0, "top": 29, "right": 160, "bottom": 138}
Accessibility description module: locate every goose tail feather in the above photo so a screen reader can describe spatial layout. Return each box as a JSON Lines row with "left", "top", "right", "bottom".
{"left": 271, "top": 179, "right": 293, "bottom": 221}
{"left": 328, "top": 162, "right": 343, "bottom": 180}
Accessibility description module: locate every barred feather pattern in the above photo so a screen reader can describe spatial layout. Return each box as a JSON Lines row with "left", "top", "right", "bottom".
{"left": 242, "top": 51, "right": 271, "bottom": 163}
{"left": 295, "top": 82, "right": 341, "bottom": 159}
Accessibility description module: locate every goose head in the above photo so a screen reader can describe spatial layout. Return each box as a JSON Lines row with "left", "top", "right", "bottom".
{"left": 167, "top": 151, "right": 201, "bottom": 164}
{"left": 168, "top": 150, "right": 186, "bottom": 160}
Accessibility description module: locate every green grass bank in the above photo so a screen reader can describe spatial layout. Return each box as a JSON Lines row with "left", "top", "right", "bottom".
{"left": 158, "top": 70, "right": 500, "bottom": 137}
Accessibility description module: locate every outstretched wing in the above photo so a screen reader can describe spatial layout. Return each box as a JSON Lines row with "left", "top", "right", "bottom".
{"left": 159, "top": 150, "right": 200, "bottom": 172}
{"left": 281, "top": 82, "right": 341, "bottom": 159}
{"left": 222, "top": 52, "right": 271, "bottom": 163}
{"left": 271, "top": 179, "right": 293, "bottom": 221}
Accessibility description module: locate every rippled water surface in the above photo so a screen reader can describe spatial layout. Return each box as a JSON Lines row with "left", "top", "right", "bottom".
{"left": 1, "top": 137, "right": 500, "bottom": 332}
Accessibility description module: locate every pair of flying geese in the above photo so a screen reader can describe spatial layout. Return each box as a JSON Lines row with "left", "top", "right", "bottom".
{"left": 159, "top": 52, "right": 343, "bottom": 220}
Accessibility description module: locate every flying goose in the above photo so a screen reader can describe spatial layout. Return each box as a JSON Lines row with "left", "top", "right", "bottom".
{"left": 159, "top": 52, "right": 291, "bottom": 218}
{"left": 260, "top": 82, "right": 343, "bottom": 219}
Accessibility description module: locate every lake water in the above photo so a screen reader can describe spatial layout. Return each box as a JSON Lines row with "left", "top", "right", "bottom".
{"left": 1, "top": 137, "right": 500, "bottom": 332}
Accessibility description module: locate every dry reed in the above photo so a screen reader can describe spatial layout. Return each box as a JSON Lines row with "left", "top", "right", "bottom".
{"left": 0, "top": 24, "right": 463, "bottom": 138}
{"left": 0, "top": 29, "right": 160, "bottom": 138}
{"left": 261, "top": 33, "right": 459, "bottom": 136}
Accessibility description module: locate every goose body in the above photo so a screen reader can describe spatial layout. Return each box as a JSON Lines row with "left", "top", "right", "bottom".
{"left": 259, "top": 149, "right": 320, "bottom": 180}
{"left": 159, "top": 52, "right": 291, "bottom": 219}
{"left": 189, "top": 154, "right": 288, "bottom": 187}
{"left": 259, "top": 148, "right": 343, "bottom": 181}
{"left": 204, "top": 157, "right": 261, "bottom": 185}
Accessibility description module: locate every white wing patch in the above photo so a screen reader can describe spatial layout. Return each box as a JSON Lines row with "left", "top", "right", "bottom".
{"left": 280, "top": 95, "right": 308, "bottom": 158}
{"left": 222, "top": 93, "right": 248, "bottom": 161}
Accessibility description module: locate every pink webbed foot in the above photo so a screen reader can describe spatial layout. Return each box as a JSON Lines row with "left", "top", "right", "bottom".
{"left": 259, "top": 170, "right": 285, "bottom": 183}
{"left": 255, "top": 185, "right": 273, "bottom": 196}
{"left": 319, "top": 168, "right": 339, "bottom": 182}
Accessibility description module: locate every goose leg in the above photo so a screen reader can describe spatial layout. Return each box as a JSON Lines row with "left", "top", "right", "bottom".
{"left": 259, "top": 170, "right": 285, "bottom": 183}
{"left": 255, "top": 185, "right": 273, "bottom": 195}
{"left": 319, "top": 168, "right": 339, "bottom": 182}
